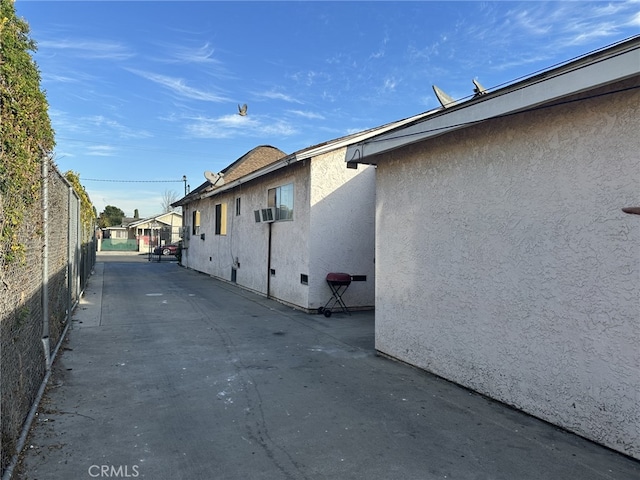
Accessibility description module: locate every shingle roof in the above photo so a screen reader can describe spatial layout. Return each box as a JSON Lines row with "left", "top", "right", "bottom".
{"left": 221, "top": 145, "right": 287, "bottom": 183}
{"left": 173, "top": 145, "right": 287, "bottom": 207}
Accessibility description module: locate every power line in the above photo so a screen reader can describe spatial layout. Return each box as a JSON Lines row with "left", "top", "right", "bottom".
{"left": 82, "top": 178, "right": 184, "bottom": 183}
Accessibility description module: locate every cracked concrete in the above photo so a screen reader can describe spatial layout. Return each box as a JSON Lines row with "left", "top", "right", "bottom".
{"left": 14, "top": 253, "right": 640, "bottom": 480}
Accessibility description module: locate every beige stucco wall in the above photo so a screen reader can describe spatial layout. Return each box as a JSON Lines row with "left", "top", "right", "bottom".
{"left": 181, "top": 163, "right": 310, "bottom": 306}
{"left": 181, "top": 151, "right": 377, "bottom": 312}
{"left": 309, "top": 149, "right": 376, "bottom": 310}
{"left": 374, "top": 79, "right": 640, "bottom": 458}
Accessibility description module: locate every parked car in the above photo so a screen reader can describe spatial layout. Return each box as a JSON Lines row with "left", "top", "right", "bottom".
{"left": 153, "top": 244, "right": 179, "bottom": 256}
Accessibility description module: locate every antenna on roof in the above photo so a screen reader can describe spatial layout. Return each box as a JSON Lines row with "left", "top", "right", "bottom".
{"left": 204, "top": 171, "right": 225, "bottom": 186}
{"left": 432, "top": 85, "right": 456, "bottom": 108}
{"left": 472, "top": 79, "right": 487, "bottom": 96}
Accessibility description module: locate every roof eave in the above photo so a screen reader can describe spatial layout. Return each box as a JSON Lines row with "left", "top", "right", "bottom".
{"left": 346, "top": 36, "right": 640, "bottom": 165}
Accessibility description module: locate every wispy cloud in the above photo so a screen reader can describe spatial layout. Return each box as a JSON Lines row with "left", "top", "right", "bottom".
{"left": 81, "top": 115, "right": 153, "bottom": 140}
{"left": 290, "top": 70, "right": 332, "bottom": 87}
{"left": 184, "top": 114, "right": 297, "bottom": 139}
{"left": 287, "top": 110, "right": 325, "bottom": 120}
{"left": 502, "top": 2, "right": 637, "bottom": 47}
{"left": 369, "top": 31, "right": 389, "bottom": 60}
{"left": 380, "top": 76, "right": 399, "bottom": 93}
{"left": 167, "top": 41, "right": 221, "bottom": 65}
{"left": 126, "top": 69, "right": 228, "bottom": 102}
{"left": 38, "top": 39, "right": 134, "bottom": 60}
{"left": 86, "top": 145, "right": 116, "bottom": 157}
{"left": 255, "top": 90, "right": 303, "bottom": 104}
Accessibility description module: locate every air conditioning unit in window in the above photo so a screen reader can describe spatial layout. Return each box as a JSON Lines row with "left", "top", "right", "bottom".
{"left": 261, "top": 207, "right": 276, "bottom": 223}
{"left": 254, "top": 207, "right": 276, "bottom": 224}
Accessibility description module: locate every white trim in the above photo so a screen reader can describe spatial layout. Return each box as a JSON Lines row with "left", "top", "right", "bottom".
{"left": 346, "top": 37, "right": 640, "bottom": 163}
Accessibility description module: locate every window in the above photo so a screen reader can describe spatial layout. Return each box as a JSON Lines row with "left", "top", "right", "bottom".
{"left": 215, "top": 203, "right": 227, "bottom": 235}
{"left": 267, "top": 183, "right": 293, "bottom": 221}
{"left": 235, "top": 197, "right": 241, "bottom": 216}
{"left": 192, "top": 210, "right": 200, "bottom": 235}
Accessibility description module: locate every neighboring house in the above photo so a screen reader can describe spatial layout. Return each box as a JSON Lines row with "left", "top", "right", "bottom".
{"left": 99, "top": 212, "right": 182, "bottom": 251}
{"left": 173, "top": 128, "right": 420, "bottom": 312}
{"left": 346, "top": 37, "right": 640, "bottom": 459}
{"left": 99, "top": 216, "right": 137, "bottom": 251}
{"left": 129, "top": 212, "right": 183, "bottom": 250}
{"left": 101, "top": 216, "right": 137, "bottom": 240}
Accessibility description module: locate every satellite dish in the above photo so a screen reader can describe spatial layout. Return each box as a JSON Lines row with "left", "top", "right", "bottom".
{"left": 204, "top": 171, "right": 225, "bottom": 186}
{"left": 238, "top": 104, "right": 248, "bottom": 116}
{"left": 473, "top": 79, "right": 487, "bottom": 96}
{"left": 432, "top": 85, "right": 456, "bottom": 108}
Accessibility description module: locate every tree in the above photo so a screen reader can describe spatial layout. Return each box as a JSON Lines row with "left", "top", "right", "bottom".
{"left": 97, "top": 205, "right": 125, "bottom": 228}
{"left": 161, "top": 189, "right": 178, "bottom": 213}
{"left": 0, "top": 0, "right": 55, "bottom": 264}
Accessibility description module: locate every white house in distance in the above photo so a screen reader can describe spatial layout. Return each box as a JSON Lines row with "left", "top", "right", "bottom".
{"left": 98, "top": 211, "right": 182, "bottom": 252}
{"left": 173, "top": 116, "right": 430, "bottom": 313}
{"left": 346, "top": 37, "right": 640, "bottom": 459}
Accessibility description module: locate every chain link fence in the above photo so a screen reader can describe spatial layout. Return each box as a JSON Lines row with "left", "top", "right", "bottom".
{"left": 1, "top": 159, "right": 95, "bottom": 476}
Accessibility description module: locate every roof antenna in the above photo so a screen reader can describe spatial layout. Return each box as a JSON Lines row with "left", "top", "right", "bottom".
{"left": 432, "top": 85, "right": 456, "bottom": 108}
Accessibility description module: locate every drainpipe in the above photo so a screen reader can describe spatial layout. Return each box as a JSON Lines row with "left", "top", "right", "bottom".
{"left": 266, "top": 222, "right": 272, "bottom": 299}
{"left": 41, "top": 153, "right": 51, "bottom": 370}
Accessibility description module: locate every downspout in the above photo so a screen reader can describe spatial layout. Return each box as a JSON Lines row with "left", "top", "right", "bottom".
{"left": 266, "top": 222, "right": 272, "bottom": 299}
{"left": 41, "top": 154, "right": 51, "bottom": 370}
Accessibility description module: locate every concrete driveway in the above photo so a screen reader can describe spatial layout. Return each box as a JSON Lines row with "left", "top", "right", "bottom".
{"left": 14, "top": 256, "right": 640, "bottom": 479}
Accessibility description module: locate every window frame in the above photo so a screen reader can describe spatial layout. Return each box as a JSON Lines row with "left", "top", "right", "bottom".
{"left": 267, "top": 183, "right": 294, "bottom": 221}
{"left": 215, "top": 203, "right": 227, "bottom": 235}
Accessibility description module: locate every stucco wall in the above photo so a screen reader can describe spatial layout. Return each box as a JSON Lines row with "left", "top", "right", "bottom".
{"left": 309, "top": 148, "right": 376, "bottom": 310}
{"left": 181, "top": 162, "right": 312, "bottom": 309}
{"left": 374, "top": 79, "right": 640, "bottom": 458}
{"left": 265, "top": 162, "right": 311, "bottom": 308}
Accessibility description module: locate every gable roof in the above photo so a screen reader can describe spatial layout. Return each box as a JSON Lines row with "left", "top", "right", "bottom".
{"left": 174, "top": 145, "right": 286, "bottom": 207}
{"left": 346, "top": 35, "right": 640, "bottom": 165}
{"left": 221, "top": 145, "right": 287, "bottom": 183}
{"left": 128, "top": 211, "right": 182, "bottom": 228}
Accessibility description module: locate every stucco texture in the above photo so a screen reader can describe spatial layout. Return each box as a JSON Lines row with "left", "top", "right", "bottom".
{"left": 374, "top": 80, "right": 640, "bottom": 458}
{"left": 309, "top": 149, "right": 376, "bottom": 310}
{"left": 181, "top": 154, "right": 376, "bottom": 312}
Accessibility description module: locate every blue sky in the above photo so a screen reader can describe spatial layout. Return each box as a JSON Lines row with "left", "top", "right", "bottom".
{"left": 16, "top": 1, "right": 640, "bottom": 218}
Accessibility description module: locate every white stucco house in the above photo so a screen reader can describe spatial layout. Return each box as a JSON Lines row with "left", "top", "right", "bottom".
{"left": 346, "top": 37, "right": 640, "bottom": 459}
{"left": 173, "top": 126, "right": 422, "bottom": 312}
{"left": 98, "top": 211, "right": 183, "bottom": 251}
{"left": 128, "top": 211, "right": 183, "bottom": 250}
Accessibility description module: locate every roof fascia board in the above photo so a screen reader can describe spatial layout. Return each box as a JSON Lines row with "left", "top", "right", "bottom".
{"left": 346, "top": 42, "right": 639, "bottom": 164}
{"left": 292, "top": 111, "right": 436, "bottom": 161}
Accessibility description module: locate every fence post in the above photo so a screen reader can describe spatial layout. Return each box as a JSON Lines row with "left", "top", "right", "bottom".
{"left": 41, "top": 153, "right": 51, "bottom": 370}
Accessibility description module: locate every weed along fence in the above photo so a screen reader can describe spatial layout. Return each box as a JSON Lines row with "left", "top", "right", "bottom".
{"left": 0, "top": 158, "right": 95, "bottom": 478}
